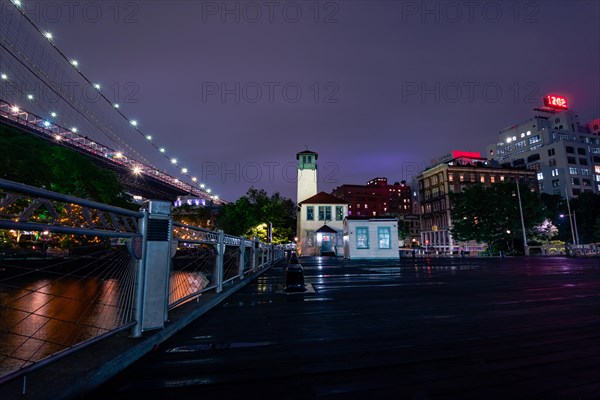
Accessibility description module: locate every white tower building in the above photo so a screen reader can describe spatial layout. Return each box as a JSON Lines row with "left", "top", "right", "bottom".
{"left": 296, "top": 150, "right": 318, "bottom": 204}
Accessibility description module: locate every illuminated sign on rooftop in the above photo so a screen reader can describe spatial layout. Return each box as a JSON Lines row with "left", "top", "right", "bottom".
{"left": 543, "top": 95, "right": 568, "bottom": 110}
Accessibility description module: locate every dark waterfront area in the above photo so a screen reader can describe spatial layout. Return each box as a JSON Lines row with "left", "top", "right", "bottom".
{"left": 92, "top": 256, "right": 600, "bottom": 399}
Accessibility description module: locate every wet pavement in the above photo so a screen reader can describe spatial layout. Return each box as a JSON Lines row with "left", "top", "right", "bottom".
{"left": 92, "top": 256, "right": 600, "bottom": 399}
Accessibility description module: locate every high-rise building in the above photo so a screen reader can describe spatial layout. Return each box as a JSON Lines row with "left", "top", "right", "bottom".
{"left": 486, "top": 95, "right": 600, "bottom": 199}
{"left": 415, "top": 151, "right": 537, "bottom": 253}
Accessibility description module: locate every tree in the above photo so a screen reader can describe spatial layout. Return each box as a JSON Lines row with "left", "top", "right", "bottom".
{"left": 216, "top": 188, "right": 296, "bottom": 243}
{"left": 0, "top": 124, "right": 132, "bottom": 208}
{"left": 172, "top": 204, "right": 214, "bottom": 229}
{"left": 540, "top": 193, "right": 570, "bottom": 243}
{"left": 450, "top": 182, "right": 544, "bottom": 254}
{"left": 532, "top": 218, "right": 558, "bottom": 244}
{"left": 571, "top": 193, "right": 600, "bottom": 244}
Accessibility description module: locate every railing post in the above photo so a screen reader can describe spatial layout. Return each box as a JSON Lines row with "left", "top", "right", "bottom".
{"left": 252, "top": 237, "right": 258, "bottom": 271}
{"left": 214, "top": 230, "right": 224, "bottom": 293}
{"left": 131, "top": 210, "right": 148, "bottom": 338}
{"left": 239, "top": 236, "right": 245, "bottom": 278}
{"left": 133, "top": 201, "right": 172, "bottom": 335}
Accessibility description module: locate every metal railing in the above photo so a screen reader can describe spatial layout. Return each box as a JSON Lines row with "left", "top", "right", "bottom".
{"left": 0, "top": 178, "right": 283, "bottom": 381}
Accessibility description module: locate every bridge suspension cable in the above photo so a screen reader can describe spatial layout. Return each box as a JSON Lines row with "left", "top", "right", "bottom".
{"left": 0, "top": 0, "right": 222, "bottom": 202}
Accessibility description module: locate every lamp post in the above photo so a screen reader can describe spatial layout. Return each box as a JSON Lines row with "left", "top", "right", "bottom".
{"left": 562, "top": 185, "right": 580, "bottom": 248}
{"left": 515, "top": 180, "right": 529, "bottom": 256}
{"left": 559, "top": 212, "right": 579, "bottom": 246}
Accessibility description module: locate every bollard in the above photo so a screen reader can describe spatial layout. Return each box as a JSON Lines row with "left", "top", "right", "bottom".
{"left": 285, "top": 254, "right": 305, "bottom": 292}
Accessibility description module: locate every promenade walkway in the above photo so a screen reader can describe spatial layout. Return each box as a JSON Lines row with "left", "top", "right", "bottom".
{"left": 93, "top": 256, "right": 600, "bottom": 399}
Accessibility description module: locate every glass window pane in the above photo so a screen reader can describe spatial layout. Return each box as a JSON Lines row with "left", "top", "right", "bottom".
{"left": 356, "top": 227, "right": 369, "bottom": 249}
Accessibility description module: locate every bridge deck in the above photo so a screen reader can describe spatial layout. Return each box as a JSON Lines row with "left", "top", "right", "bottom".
{"left": 94, "top": 256, "right": 600, "bottom": 399}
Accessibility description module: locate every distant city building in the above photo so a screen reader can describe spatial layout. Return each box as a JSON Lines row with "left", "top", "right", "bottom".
{"left": 343, "top": 217, "right": 399, "bottom": 260}
{"left": 415, "top": 151, "right": 537, "bottom": 253}
{"left": 296, "top": 150, "right": 347, "bottom": 256}
{"left": 486, "top": 96, "right": 600, "bottom": 199}
{"left": 399, "top": 214, "right": 420, "bottom": 246}
{"left": 331, "top": 177, "right": 412, "bottom": 217}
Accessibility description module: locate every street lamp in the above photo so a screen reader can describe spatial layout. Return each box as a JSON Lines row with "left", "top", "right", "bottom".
{"left": 562, "top": 185, "right": 580, "bottom": 247}
{"left": 559, "top": 212, "right": 579, "bottom": 246}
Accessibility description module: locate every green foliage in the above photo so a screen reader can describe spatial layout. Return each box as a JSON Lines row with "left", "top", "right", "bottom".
{"left": 0, "top": 124, "right": 132, "bottom": 208}
{"left": 450, "top": 182, "right": 544, "bottom": 253}
{"left": 397, "top": 220, "right": 410, "bottom": 241}
{"left": 172, "top": 204, "right": 214, "bottom": 228}
{"left": 216, "top": 187, "right": 295, "bottom": 243}
{"left": 571, "top": 192, "right": 600, "bottom": 244}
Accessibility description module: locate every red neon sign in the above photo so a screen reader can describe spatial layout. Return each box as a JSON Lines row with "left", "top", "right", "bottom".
{"left": 543, "top": 95, "right": 568, "bottom": 109}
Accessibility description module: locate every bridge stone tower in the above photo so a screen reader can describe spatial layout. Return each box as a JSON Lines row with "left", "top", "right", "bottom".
{"left": 296, "top": 150, "right": 318, "bottom": 204}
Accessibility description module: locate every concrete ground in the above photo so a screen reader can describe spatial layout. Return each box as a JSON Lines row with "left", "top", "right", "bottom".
{"left": 91, "top": 256, "right": 600, "bottom": 399}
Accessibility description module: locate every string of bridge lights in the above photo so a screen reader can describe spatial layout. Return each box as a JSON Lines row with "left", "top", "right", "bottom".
{"left": 5, "top": 0, "right": 219, "bottom": 201}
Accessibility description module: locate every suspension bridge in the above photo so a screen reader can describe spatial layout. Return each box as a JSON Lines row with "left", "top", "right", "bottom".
{"left": 0, "top": 0, "right": 223, "bottom": 204}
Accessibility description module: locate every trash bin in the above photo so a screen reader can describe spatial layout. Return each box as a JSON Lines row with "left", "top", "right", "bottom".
{"left": 285, "top": 256, "right": 305, "bottom": 292}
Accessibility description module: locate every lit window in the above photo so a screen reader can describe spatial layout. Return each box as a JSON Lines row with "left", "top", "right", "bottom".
{"left": 500, "top": 176, "right": 505, "bottom": 182}
{"left": 537, "top": 172, "right": 543, "bottom": 180}
{"left": 356, "top": 227, "right": 369, "bottom": 249}
{"left": 551, "top": 169, "right": 559, "bottom": 177}
{"left": 569, "top": 167, "right": 578, "bottom": 175}
{"left": 378, "top": 227, "right": 391, "bottom": 249}
{"left": 335, "top": 206, "right": 344, "bottom": 221}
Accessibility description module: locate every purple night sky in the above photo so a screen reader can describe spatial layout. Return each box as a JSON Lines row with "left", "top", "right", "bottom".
{"left": 35, "top": 1, "right": 600, "bottom": 201}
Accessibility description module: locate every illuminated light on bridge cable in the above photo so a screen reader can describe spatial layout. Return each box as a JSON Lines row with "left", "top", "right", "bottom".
{"left": 174, "top": 179, "right": 179, "bottom": 183}
{"left": 159, "top": 148, "right": 165, "bottom": 153}
{"left": 132, "top": 166, "right": 142, "bottom": 175}
{"left": 115, "top": 152, "right": 123, "bottom": 158}
{"left": 130, "top": 120, "right": 138, "bottom": 127}
{"left": 11, "top": 106, "right": 19, "bottom": 113}
{"left": 200, "top": 183, "right": 205, "bottom": 188}
{"left": 207, "top": 188, "right": 212, "bottom": 193}
{"left": 146, "top": 135, "right": 152, "bottom": 140}
{"left": 43, "top": 32, "right": 53, "bottom": 40}
{"left": 50, "top": 112, "right": 57, "bottom": 118}
{"left": 181, "top": 168, "right": 188, "bottom": 174}
{"left": 71, "top": 127, "right": 78, "bottom": 133}
{"left": 43, "top": 121, "right": 50, "bottom": 127}
{"left": 171, "top": 158, "right": 177, "bottom": 164}
{"left": 71, "top": 60, "right": 79, "bottom": 68}
{"left": 27, "top": 94, "right": 34, "bottom": 100}
{"left": 192, "top": 177, "right": 197, "bottom": 182}
{"left": 11, "top": 0, "right": 22, "bottom": 7}
{"left": 214, "top": 195, "right": 219, "bottom": 200}
{"left": 113, "top": 103, "right": 120, "bottom": 109}
{"left": 93, "top": 83, "right": 101, "bottom": 90}
{"left": 1, "top": 74, "right": 7, "bottom": 80}
{"left": 54, "top": 135, "right": 61, "bottom": 141}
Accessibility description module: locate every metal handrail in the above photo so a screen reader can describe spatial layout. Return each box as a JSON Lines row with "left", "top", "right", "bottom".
{"left": 0, "top": 178, "right": 143, "bottom": 218}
